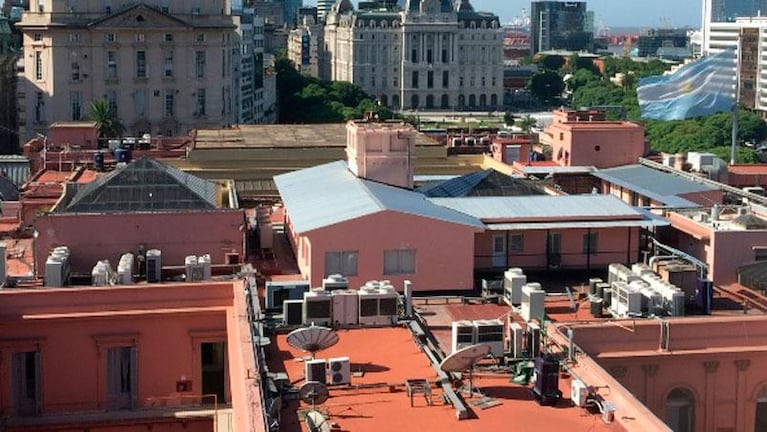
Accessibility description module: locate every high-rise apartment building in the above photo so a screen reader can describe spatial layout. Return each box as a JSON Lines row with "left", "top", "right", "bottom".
{"left": 316, "top": 0, "right": 333, "bottom": 23}
{"left": 530, "top": 1, "right": 593, "bottom": 55}
{"left": 288, "top": 14, "right": 323, "bottom": 77}
{"left": 15, "top": 1, "right": 243, "bottom": 142}
{"left": 703, "top": 0, "right": 767, "bottom": 53}
{"left": 324, "top": 0, "right": 504, "bottom": 111}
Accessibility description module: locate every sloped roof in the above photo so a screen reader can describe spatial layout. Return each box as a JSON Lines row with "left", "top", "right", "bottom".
{"left": 0, "top": 175, "right": 19, "bottom": 201}
{"left": 59, "top": 157, "right": 217, "bottom": 213}
{"left": 418, "top": 169, "right": 545, "bottom": 198}
{"left": 592, "top": 164, "right": 717, "bottom": 208}
{"left": 273, "top": 161, "right": 484, "bottom": 234}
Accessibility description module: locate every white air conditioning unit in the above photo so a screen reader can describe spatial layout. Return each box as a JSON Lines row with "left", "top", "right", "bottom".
{"left": 283, "top": 299, "right": 304, "bottom": 326}
{"left": 475, "top": 319, "right": 504, "bottom": 358}
{"left": 146, "top": 249, "right": 162, "bottom": 283}
{"left": 323, "top": 274, "right": 348, "bottom": 290}
{"left": 527, "top": 321, "right": 541, "bottom": 358}
{"left": 331, "top": 289, "right": 358, "bottom": 326}
{"left": 571, "top": 379, "right": 590, "bottom": 407}
{"left": 451, "top": 320, "right": 475, "bottom": 354}
{"left": 504, "top": 268, "right": 526, "bottom": 304}
{"left": 509, "top": 322, "right": 524, "bottom": 358}
{"left": 305, "top": 359, "right": 327, "bottom": 384}
{"left": 327, "top": 357, "right": 350, "bottom": 385}
{"left": 521, "top": 283, "right": 545, "bottom": 322}
{"left": 303, "top": 288, "right": 333, "bottom": 326}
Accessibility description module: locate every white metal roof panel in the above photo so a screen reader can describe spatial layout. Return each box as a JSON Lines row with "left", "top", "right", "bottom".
{"left": 429, "top": 194, "right": 642, "bottom": 221}
{"left": 593, "top": 165, "right": 717, "bottom": 207}
{"left": 274, "top": 161, "right": 484, "bottom": 234}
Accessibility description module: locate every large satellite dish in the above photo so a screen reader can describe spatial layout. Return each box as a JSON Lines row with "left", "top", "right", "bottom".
{"left": 440, "top": 344, "right": 491, "bottom": 397}
{"left": 287, "top": 325, "right": 339, "bottom": 359}
{"left": 299, "top": 381, "right": 330, "bottom": 408}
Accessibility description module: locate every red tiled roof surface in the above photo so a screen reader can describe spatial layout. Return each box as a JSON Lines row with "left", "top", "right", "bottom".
{"left": 269, "top": 327, "right": 615, "bottom": 432}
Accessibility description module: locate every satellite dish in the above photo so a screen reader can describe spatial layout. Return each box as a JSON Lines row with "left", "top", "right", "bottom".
{"left": 299, "top": 381, "right": 330, "bottom": 408}
{"left": 305, "top": 409, "right": 331, "bottom": 432}
{"left": 440, "top": 344, "right": 491, "bottom": 397}
{"left": 287, "top": 325, "right": 339, "bottom": 359}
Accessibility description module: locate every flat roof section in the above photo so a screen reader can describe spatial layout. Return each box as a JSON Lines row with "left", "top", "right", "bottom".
{"left": 269, "top": 327, "right": 614, "bottom": 432}
{"left": 593, "top": 164, "right": 717, "bottom": 207}
{"left": 194, "top": 124, "right": 441, "bottom": 150}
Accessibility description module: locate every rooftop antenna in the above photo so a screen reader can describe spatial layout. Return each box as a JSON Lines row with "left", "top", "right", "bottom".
{"left": 440, "top": 344, "right": 491, "bottom": 397}
{"left": 287, "top": 325, "right": 339, "bottom": 360}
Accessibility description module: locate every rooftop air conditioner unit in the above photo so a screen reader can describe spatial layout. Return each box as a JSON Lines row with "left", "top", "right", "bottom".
{"left": 527, "top": 321, "right": 541, "bottom": 358}
{"left": 521, "top": 282, "right": 545, "bottom": 322}
{"left": 331, "top": 289, "right": 359, "bottom": 326}
{"left": 327, "top": 357, "right": 351, "bottom": 385}
{"left": 266, "top": 280, "right": 310, "bottom": 310}
{"left": 571, "top": 379, "right": 590, "bottom": 408}
{"left": 504, "top": 268, "right": 526, "bottom": 305}
{"left": 283, "top": 299, "right": 304, "bottom": 326}
{"left": 303, "top": 288, "right": 333, "bottom": 326}
{"left": 509, "top": 322, "right": 524, "bottom": 358}
{"left": 305, "top": 359, "right": 327, "bottom": 384}
{"left": 451, "top": 320, "right": 476, "bottom": 354}
{"left": 358, "top": 283, "right": 398, "bottom": 326}
{"left": 146, "top": 249, "right": 162, "bottom": 283}
{"left": 322, "top": 274, "right": 348, "bottom": 290}
{"left": 475, "top": 319, "right": 504, "bottom": 358}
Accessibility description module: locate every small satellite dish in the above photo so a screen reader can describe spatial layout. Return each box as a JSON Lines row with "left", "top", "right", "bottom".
{"left": 440, "top": 344, "right": 491, "bottom": 397}
{"left": 305, "top": 409, "right": 331, "bottom": 432}
{"left": 287, "top": 325, "right": 339, "bottom": 359}
{"left": 299, "top": 381, "right": 330, "bottom": 407}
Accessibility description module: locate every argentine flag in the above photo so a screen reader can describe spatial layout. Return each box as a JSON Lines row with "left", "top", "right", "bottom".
{"left": 637, "top": 49, "right": 737, "bottom": 121}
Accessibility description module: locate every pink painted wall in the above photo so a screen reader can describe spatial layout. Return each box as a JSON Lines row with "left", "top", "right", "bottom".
{"left": 0, "top": 282, "right": 241, "bottom": 429}
{"left": 571, "top": 316, "right": 767, "bottom": 432}
{"left": 474, "top": 227, "right": 640, "bottom": 270}
{"left": 48, "top": 124, "right": 99, "bottom": 149}
{"left": 34, "top": 210, "right": 245, "bottom": 276}
{"left": 603, "top": 182, "right": 723, "bottom": 208}
{"left": 294, "top": 210, "right": 479, "bottom": 291}
{"left": 546, "top": 122, "right": 645, "bottom": 168}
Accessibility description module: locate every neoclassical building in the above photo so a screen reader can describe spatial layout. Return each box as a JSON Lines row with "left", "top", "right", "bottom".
{"left": 323, "top": 0, "right": 503, "bottom": 111}
{"left": 15, "top": 1, "right": 245, "bottom": 142}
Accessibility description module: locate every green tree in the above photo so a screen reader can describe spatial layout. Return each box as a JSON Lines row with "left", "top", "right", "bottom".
{"left": 528, "top": 70, "right": 565, "bottom": 105}
{"left": 536, "top": 55, "right": 566, "bottom": 71}
{"left": 87, "top": 100, "right": 124, "bottom": 138}
{"left": 503, "top": 111, "right": 515, "bottom": 126}
{"left": 518, "top": 115, "right": 537, "bottom": 133}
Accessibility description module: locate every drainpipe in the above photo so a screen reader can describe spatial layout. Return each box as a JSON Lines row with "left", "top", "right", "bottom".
{"left": 648, "top": 255, "right": 676, "bottom": 269}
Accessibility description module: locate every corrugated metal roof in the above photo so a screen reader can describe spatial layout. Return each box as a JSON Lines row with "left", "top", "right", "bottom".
{"left": 0, "top": 156, "right": 30, "bottom": 187}
{"left": 592, "top": 165, "right": 716, "bottom": 207}
{"left": 273, "top": 161, "right": 484, "bottom": 234}
{"left": 429, "top": 194, "right": 642, "bottom": 221}
{"left": 486, "top": 218, "right": 670, "bottom": 231}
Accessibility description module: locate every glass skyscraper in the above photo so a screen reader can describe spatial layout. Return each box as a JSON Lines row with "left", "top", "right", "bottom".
{"left": 711, "top": 0, "right": 767, "bottom": 22}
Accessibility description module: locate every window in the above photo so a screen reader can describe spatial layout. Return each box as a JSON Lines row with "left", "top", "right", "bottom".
{"left": 442, "top": 49, "right": 448, "bottom": 63}
{"left": 196, "top": 33, "right": 206, "bottom": 43}
{"left": 106, "top": 51, "right": 117, "bottom": 79}
{"left": 11, "top": 351, "right": 40, "bottom": 416}
{"left": 34, "top": 51, "right": 42, "bottom": 80}
{"left": 70, "top": 91, "right": 81, "bottom": 120}
{"left": 105, "top": 0, "right": 112, "bottom": 13}
{"left": 135, "top": 33, "right": 145, "bottom": 43}
{"left": 33, "top": 33, "right": 41, "bottom": 42}
{"left": 164, "top": 90, "right": 174, "bottom": 117}
{"left": 106, "top": 346, "right": 136, "bottom": 410}
{"left": 510, "top": 234, "right": 524, "bottom": 252}
{"left": 196, "top": 88, "right": 206, "bottom": 116}
{"left": 164, "top": 33, "right": 174, "bottom": 42}
{"left": 106, "top": 90, "right": 117, "bottom": 116}
{"left": 135, "top": 50, "right": 146, "bottom": 78}
{"left": 411, "top": 48, "right": 417, "bottom": 62}
{"left": 583, "top": 232, "right": 598, "bottom": 255}
{"left": 195, "top": 50, "right": 206, "bottom": 79}
{"left": 134, "top": 89, "right": 146, "bottom": 118}
{"left": 106, "top": 33, "right": 116, "bottom": 43}
{"left": 35, "top": 92, "right": 44, "bottom": 122}
{"left": 427, "top": 71, "right": 433, "bottom": 89}
{"left": 665, "top": 388, "right": 694, "bottom": 432}
{"left": 411, "top": 71, "right": 418, "bottom": 88}
{"left": 325, "top": 251, "right": 358, "bottom": 276}
{"left": 68, "top": 33, "right": 80, "bottom": 43}
{"left": 163, "top": 51, "right": 173, "bottom": 77}
{"left": 442, "top": 71, "right": 449, "bottom": 88}
{"left": 426, "top": 49, "right": 432, "bottom": 63}
{"left": 384, "top": 249, "right": 415, "bottom": 275}
{"left": 71, "top": 61, "right": 80, "bottom": 81}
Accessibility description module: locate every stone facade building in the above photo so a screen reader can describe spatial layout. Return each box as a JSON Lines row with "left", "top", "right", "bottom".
{"left": 323, "top": 0, "right": 503, "bottom": 111}
{"left": 0, "top": 14, "right": 19, "bottom": 152}
{"left": 15, "top": 1, "right": 243, "bottom": 142}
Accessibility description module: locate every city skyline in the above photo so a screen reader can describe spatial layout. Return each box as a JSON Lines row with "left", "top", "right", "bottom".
{"left": 304, "top": 0, "right": 703, "bottom": 29}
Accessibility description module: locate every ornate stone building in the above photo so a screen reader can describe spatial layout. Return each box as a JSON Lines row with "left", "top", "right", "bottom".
{"left": 15, "top": 1, "right": 243, "bottom": 142}
{"left": 323, "top": 0, "right": 503, "bottom": 111}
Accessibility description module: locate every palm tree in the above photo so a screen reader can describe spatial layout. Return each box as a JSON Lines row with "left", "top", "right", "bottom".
{"left": 88, "top": 100, "right": 125, "bottom": 138}
{"left": 519, "top": 115, "right": 538, "bottom": 133}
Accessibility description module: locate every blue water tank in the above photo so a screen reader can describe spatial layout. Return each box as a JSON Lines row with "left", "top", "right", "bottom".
{"left": 94, "top": 151, "right": 105, "bottom": 171}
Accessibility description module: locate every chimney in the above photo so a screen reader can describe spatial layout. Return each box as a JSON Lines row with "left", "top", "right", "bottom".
{"left": 345, "top": 120, "right": 416, "bottom": 189}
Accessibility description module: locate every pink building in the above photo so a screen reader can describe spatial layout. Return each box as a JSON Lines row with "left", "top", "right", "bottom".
{"left": 664, "top": 205, "right": 767, "bottom": 286}
{"left": 567, "top": 315, "right": 767, "bottom": 432}
{"left": 47, "top": 121, "right": 100, "bottom": 150}
{"left": 540, "top": 109, "right": 647, "bottom": 169}
{"left": 0, "top": 280, "right": 265, "bottom": 432}
{"left": 34, "top": 157, "right": 245, "bottom": 278}
{"left": 275, "top": 120, "right": 669, "bottom": 290}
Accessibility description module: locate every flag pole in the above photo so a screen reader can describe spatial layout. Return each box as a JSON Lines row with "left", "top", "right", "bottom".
{"left": 731, "top": 35, "right": 742, "bottom": 165}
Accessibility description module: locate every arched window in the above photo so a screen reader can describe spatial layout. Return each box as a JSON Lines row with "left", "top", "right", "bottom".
{"left": 756, "top": 384, "right": 767, "bottom": 432}
{"left": 411, "top": 94, "right": 419, "bottom": 110}
{"left": 425, "top": 95, "right": 434, "bottom": 109}
{"left": 441, "top": 94, "right": 449, "bottom": 109}
{"left": 379, "top": 94, "right": 388, "bottom": 106}
{"left": 468, "top": 94, "right": 476, "bottom": 108}
{"left": 392, "top": 94, "right": 400, "bottom": 109}
{"left": 479, "top": 94, "right": 487, "bottom": 108}
{"left": 666, "top": 388, "right": 694, "bottom": 432}
{"left": 458, "top": 94, "right": 465, "bottom": 108}
{"left": 490, "top": 94, "right": 498, "bottom": 108}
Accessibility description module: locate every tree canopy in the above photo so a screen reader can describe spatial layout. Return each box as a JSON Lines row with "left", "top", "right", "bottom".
{"left": 87, "top": 100, "right": 124, "bottom": 138}
{"left": 275, "top": 57, "right": 392, "bottom": 123}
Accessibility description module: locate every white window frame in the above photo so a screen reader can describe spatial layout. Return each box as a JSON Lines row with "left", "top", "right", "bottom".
{"left": 325, "top": 251, "right": 358, "bottom": 277}
{"left": 383, "top": 249, "right": 416, "bottom": 275}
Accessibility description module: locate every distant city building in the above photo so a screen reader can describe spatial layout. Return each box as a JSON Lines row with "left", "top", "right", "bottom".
{"left": 316, "top": 0, "right": 334, "bottom": 23}
{"left": 15, "top": 1, "right": 245, "bottom": 142}
{"left": 0, "top": 13, "right": 19, "bottom": 152}
{"left": 703, "top": 0, "right": 767, "bottom": 53}
{"left": 637, "top": 28, "right": 690, "bottom": 58}
{"left": 288, "top": 15, "right": 323, "bottom": 77}
{"left": 530, "top": 1, "right": 593, "bottom": 55}
{"left": 324, "top": 0, "right": 504, "bottom": 111}
{"left": 706, "top": 18, "right": 767, "bottom": 112}
{"left": 284, "top": 0, "right": 303, "bottom": 27}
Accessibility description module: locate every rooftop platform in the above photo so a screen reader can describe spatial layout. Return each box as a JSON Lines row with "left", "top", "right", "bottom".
{"left": 269, "top": 327, "right": 616, "bottom": 432}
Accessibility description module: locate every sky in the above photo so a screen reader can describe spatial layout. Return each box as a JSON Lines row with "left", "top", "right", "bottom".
{"left": 303, "top": 0, "right": 703, "bottom": 29}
